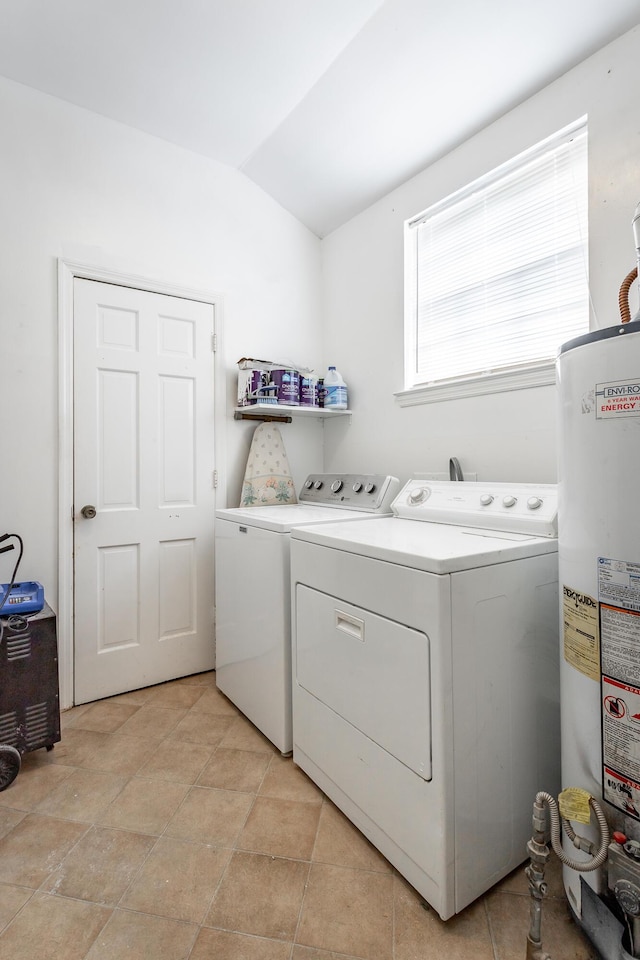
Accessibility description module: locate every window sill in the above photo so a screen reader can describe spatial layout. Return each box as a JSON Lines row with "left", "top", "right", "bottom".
{"left": 395, "top": 361, "right": 556, "bottom": 407}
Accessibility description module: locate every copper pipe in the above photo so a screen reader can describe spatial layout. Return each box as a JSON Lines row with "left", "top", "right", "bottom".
{"left": 619, "top": 267, "right": 638, "bottom": 323}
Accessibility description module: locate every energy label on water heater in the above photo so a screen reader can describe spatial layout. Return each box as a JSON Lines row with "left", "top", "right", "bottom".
{"left": 595, "top": 379, "right": 640, "bottom": 419}
{"left": 599, "top": 556, "right": 640, "bottom": 818}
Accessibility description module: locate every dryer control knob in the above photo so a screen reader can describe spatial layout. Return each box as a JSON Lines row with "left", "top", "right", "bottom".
{"left": 352, "top": 482, "right": 363, "bottom": 493}
{"left": 314, "top": 480, "right": 324, "bottom": 490}
{"left": 304, "top": 479, "right": 314, "bottom": 489}
{"left": 331, "top": 479, "right": 343, "bottom": 493}
{"left": 527, "top": 497, "right": 543, "bottom": 510}
{"left": 364, "top": 482, "right": 376, "bottom": 494}
{"left": 409, "top": 487, "right": 427, "bottom": 504}
{"left": 502, "top": 495, "right": 517, "bottom": 508}
{"left": 480, "top": 494, "right": 494, "bottom": 506}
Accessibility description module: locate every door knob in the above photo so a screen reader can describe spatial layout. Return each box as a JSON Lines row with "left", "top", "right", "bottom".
{"left": 80, "top": 505, "right": 97, "bottom": 519}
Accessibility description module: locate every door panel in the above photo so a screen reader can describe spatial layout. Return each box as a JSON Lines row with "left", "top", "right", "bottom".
{"left": 73, "top": 278, "right": 216, "bottom": 703}
{"left": 159, "top": 376, "right": 195, "bottom": 503}
{"left": 295, "top": 584, "right": 432, "bottom": 780}
{"left": 98, "top": 543, "right": 140, "bottom": 652}
{"left": 99, "top": 369, "right": 138, "bottom": 509}
{"left": 158, "top": 538, "right": 196, "bottom": 638}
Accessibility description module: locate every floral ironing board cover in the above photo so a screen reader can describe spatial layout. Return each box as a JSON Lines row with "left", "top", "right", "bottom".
{"left": 239, "top": 423, "right": 297, "bottom": 506}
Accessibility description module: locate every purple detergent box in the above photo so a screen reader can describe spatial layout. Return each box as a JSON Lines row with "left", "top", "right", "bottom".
{"left": 271, "top": 368, "right": 300, "bottom": 405}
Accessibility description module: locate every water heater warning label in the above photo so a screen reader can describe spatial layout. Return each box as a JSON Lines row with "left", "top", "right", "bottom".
{"left": 563, "top": 586, "right": 599, "bottom": 680}
{"left": 603, "top": 767, "right": 640, "bottom": 820}
{"left": 600, "top": 557, "right": 640, "bottom": 819}
{"left": 601, "top": 604, "right": 640, "bottom": 677}
{"left": 596, "top": 380, "right": 640, "bottom": 419}
{"left": 602, "top": 677, "right": 640, "bottom": 818}
{"left": 599, "top": 557, "right": 640, "bottom": 610}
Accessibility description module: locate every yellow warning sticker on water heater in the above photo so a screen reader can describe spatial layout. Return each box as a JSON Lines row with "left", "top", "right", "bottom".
{"left": 558, "top": 787, "right": 592, "bottom": 825}
{"left": 562, "top": 586, "right": 600, "bottom": 681}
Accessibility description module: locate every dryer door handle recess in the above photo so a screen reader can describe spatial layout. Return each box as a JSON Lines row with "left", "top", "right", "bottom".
{"left": 335, "top": 610, "right": 365, "bottom": 642}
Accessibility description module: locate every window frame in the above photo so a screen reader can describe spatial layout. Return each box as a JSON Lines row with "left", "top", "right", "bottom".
{"left": 399, "top": 117, "right": 588, "bottom": 406}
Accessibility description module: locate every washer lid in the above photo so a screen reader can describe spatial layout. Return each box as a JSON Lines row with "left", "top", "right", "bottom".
{"left": 215, "top": 504, "right": 390, "bottom": 534}
{"left": 291, "top": 515, "right": 557, "bottom": 574}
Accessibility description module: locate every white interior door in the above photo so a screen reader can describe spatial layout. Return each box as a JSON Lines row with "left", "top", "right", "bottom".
{"left": 73, "top": 278, "right": 216, "bottom": 704}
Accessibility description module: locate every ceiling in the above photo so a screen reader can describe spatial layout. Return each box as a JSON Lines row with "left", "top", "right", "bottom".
{"left": 1, "top": 0, "right": 639, "bottom": 237}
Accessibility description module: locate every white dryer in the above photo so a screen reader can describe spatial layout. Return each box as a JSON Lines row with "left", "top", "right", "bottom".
{"left": 290, "top": 479, "right": 560, "bottom": 919}
{"left": 215, "top": 474, "right": 399, "bottom": 754}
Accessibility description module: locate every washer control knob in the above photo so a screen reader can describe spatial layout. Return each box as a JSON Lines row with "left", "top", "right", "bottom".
{"left": 409, "top": 487, "right": 427, "bottom": 504}
{"left": 331, "top": 479, "right": 343, "bottom": 493}
{"left": 314, "top": 480, "right": 323, "bottom": 490}
{"left": 352, "top": 482, "right": 363, "bottom": 493}
{"left": 364, "top": 482, "right": 376, "bottom": 494}
{"left": 527, "top": 496, "right": 543, "bottom": 510}
{"left": 502, "top": 495, "right": 517, "bottom": 508}
{"left": 480, "top": 494, "right": 494, "bottom": 506}
{"left": 304, "top": 479, "right": 314, "bottom": 489}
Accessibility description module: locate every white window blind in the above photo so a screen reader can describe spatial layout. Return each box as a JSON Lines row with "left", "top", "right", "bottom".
{"left": 404, "top": 119, "right": 588, "bottom": 395}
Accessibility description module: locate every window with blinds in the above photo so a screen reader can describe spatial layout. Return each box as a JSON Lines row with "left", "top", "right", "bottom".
{"left": 403, "top": 118, "right": 588, "bottom": 399}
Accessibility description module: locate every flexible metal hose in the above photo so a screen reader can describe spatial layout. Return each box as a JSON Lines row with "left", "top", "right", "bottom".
{"left": 535, "top": 790, "right": 610, "bottom": 871}
{"left": 619, "top": 267, "right": 638, "bottom": 323}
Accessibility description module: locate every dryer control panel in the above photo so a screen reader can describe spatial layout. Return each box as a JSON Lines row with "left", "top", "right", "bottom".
{"left": 299, "top": 474, "right": 399, "bottom": 513}
{"left": 393, "top": 480, "right": 558, "bottom": 537}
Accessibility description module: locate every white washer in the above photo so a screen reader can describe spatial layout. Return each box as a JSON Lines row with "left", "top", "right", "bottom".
{"left": 290, "top": 479, "right": 561, "bottom": 919}
{"left": 215, "top": 474, "right": 399, "bottom": 754}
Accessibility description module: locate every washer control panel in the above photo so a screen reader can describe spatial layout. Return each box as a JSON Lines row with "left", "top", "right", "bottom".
{"left": 299, "top": 474, "right": 400, "bottom": 513}
{"left": 393, "top": 480, "right": 558, "bottom": 537}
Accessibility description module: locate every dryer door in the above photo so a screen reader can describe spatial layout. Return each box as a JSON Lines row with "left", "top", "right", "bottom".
{"left": 296, "top": 587, "right": 432, "bottom": 779}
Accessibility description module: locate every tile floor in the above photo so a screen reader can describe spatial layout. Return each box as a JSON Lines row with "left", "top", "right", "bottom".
{"left": 0, "top": 672, "right": 597, "bottom": 960}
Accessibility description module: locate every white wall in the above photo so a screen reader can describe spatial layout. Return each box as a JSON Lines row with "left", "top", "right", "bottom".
{"left": 3, "top": 23, "right": 639, "bottom": 631}
{"left": 321, "top": 24, "right": 640, "bottom": 487}
{"left": 0, "top": 77, "right": 323, "bottom": 607}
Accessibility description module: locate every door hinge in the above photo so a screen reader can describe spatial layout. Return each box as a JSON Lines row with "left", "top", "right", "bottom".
{"left": 213, "top": 469, "right": 219, "bottom": 489}
{"left": 212, "top": 333, "right": 217, "bottom": 352}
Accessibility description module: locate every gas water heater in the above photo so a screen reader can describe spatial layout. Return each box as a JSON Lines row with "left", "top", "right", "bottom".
{"left": 557, "top": 204, "right": 640, "bottom": 959}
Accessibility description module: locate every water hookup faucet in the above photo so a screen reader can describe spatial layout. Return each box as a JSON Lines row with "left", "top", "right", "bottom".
{"left": 449, "top": 457, "right": 464, "bottom": 481}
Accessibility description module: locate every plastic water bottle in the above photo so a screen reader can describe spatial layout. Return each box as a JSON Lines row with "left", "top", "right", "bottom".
{"left": 324, "top": 366, "right": 348, "bottom": 410}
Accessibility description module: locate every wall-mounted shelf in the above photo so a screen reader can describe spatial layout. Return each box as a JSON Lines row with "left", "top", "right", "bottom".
{"left": 234, "top": 405, "right": 351, "bottom": 424}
